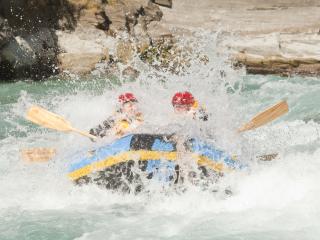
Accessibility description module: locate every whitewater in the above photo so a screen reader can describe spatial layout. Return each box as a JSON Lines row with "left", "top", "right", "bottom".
{"left": 1, "top": 33, "right": 320, "bottom": 239}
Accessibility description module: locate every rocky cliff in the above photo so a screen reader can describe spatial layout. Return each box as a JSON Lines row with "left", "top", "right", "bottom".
{"left": 161, "top": 0, "right": 320, "bottom": 76}
{"left": 0, "top": 0, "right": 173, "bottom": 80}
{"left": 1, "top": 0, "right": 320, "bottom": 80}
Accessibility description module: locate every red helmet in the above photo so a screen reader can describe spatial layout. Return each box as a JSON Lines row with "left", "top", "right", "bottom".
{"left": 172, "top": 91, "right": 195, "bottom": 106}
{"left": 118, "top": 92, "right": 138, "bottom": 104}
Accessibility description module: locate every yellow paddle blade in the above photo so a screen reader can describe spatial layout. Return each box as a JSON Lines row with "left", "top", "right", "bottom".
{"left": 20, "top": 148, "right": 56, "bottom": 162}
{"left": 26, "top": 106, "right": 73, "bottom": 132}
{"left": 257, "top": 153, "right": 278, "bottom": 161}
{"left": 26, "top": 105, "right": 97, "bottom": 140}
{"left": 239, "top": 100, "right": 289, "bottom": 132}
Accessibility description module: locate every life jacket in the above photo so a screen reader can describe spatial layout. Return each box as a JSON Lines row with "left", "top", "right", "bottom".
{"left": 89, "top": 111, "right": 143, "bottom": 138}
{"left": 113, "top": 112, "right": 144, "bottom": 136}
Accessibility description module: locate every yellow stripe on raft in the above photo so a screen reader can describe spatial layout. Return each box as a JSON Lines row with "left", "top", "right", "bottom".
{"left": 68, "top": 150, "right": 228, "bottom": 181}
{"left": 197, "top": 156, "right": 224, "bottom": 172}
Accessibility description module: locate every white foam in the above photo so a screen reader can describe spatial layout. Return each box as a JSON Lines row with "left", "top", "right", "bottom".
{"left": 0, "top": 31, "right": 320, "bottom": 238}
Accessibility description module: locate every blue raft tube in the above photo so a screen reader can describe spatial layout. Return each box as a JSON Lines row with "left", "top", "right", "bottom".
{"left": 67, "top": 134, "right": 246, "bottom": 192}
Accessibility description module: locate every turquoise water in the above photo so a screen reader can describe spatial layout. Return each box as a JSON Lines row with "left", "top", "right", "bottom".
{"left": 1, "top": 43, "right": 320, "bottom": 239}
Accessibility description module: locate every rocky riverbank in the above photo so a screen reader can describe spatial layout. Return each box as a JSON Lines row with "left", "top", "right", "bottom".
{"left": 1, "top": 0, "right": 320, "bottom": 80}
{"left": 0, "top": 0, "right": 173, "bottom": 80}
{"left": 161, "top": 0, "right": 320, "bottom": 76}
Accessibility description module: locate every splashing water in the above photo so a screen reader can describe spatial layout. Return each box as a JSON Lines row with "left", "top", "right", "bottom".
{"left": 1, "top": 32, "right": 320, "bottom": 239}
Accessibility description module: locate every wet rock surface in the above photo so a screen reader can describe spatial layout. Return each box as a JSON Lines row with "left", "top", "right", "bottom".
{"left": 161, "top": 0, "right": 320, "bottom": 76}
{"left": 0, "top": 18, "right": 13, "bottom": 48}
{"left": 1, "top": 0, "right": 320, "bottom": 80}
{"left": 0, "top": 0, "right": 171, "bottom": 80}
{"left": 227, "top": 33, "right": 320, "bottom": 76}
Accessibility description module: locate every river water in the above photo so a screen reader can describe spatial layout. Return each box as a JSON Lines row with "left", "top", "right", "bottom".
{"left": 1, "top": 34, "right": 320, "bottom": 239}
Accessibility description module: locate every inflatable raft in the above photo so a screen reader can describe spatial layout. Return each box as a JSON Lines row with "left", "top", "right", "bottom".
{"left": 68, "top": 134, "right": 244, "bottom": 192}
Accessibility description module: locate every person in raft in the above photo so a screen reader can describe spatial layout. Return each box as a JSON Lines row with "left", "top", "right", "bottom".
{"left": 89, "top": 92, "right": 143, "bottom": 138}
{"left": 171, "top": 91, "right": 208, "bottom": 121}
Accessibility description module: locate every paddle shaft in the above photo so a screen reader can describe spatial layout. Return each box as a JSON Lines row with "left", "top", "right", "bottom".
{"left": 71, "top": 128, "right": 97, "bottom": 140}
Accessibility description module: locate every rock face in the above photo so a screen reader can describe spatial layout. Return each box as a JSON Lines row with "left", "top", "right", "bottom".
{"left": 57, "top": 0, "right": 170, "bottom": 75}
{"left": 0, "top": 0, "right": 174, "bottom": 80}
{"left": 0, "top": 18, "right": 13, "bottom": 48}
{"left": 57, "top": 26, "right": 111, "bottom": 74}
{"left": 101, "top": 1, "right": 163, "bottom": 37}
{"left": 0, "top": 29, "right": 57, "bottom": 79}
{"left": 227, "top": 33, "right": 320, "bottom": 76}
{"left": 0, "top": 0, "right": 76, "bottom": 79}
{"left": 160, "top": 0, "right": 320, "bottom": 76}
{"left": 3, "top": 0, "right": 318, "bottom": 79}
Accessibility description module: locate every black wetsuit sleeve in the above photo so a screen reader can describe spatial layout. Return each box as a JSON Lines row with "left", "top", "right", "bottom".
{"left": 198, "top": 108, "right": 209, "bottom": 121}
{"left": 89, "top": 118, "right": 115, "bottom": 138}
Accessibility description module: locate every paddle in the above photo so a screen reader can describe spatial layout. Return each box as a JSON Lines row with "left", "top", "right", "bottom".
{"left": 238, "top": 100, "right": 288, "bottom": 132}
{"left": 26, "top": 106, "right": 97, "bottom": 140}
{"left": 21, "top": 147, "right": 56, "bottom": 162}
{"left": 236, "top": 100, "right": 288, "bottom": 163}
{"left": 23, "top": 101, "right": 288, "bottom": 162}
{"left": 22, "top": 106, "right": 97, "bottom": 162}
{"left": 257, "top": 153, "right": 278, "bottom": 161}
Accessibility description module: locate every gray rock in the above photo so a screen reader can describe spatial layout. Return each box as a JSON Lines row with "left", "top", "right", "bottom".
{"left": 160, "top": 0, "right": 320, "bottom": 76}
{"left": 58, "top": 52, "right": 104, "bottom": 75}
{"left": 221, "top": 32, "right": 320, "bottom": 76}
{"left": 1, "top": 36, "right": 37, "bottom": 67}
{"left": 0, "top": 28, "right": 57, "bottom": 79}
{"left": 57, "top": 27, "right": 111, "bottom": 75}
{"left": 0, "top": 0, "right": 77, "bottom": 30}
{"left": 143, "top": 1, "right": 163, "bottom": 24}
{"left": 0, "top": 18, "right": 13, "bottom": 48}
{"left": 0, "top": 0, "right": 172, "bottom": 79}
{"left": 104, "top": 2, "right": 130, "bottom": 33}
{"left": 103, "top": 0, "right": 163, "bottom": 34}
{"left": 0, "top": 0, "right": 76, "bottom": 79}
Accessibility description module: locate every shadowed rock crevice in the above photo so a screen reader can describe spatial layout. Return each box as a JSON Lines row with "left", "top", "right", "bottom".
{"left": 0, "top": 0, "right": 78, "bottom": 80}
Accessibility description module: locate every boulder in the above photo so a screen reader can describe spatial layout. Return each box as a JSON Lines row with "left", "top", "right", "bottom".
{"left": 0, "top": 28, "right": 57, "bottom": 79}
{"left": 0, "top": 18, "right": 13, "bottom": 48}
{"left": 236, "top": 53, "right": 320, "bottom": 76}
{"left": 0, "top": 0, "right": 77, "bottom": 79}
{"left": 103, "top": 0, "right": 163, "bottom": 34}
{"left": 58, "top": 52, "right": 104, "bottom": 74}
{"left": 220, "top": 33, "right": 281, "bottom": 57}
{"left": 280, "top": 33, "right": 320, "bottom": 60}
{"left": 224, "top": 32, "right": 320, "bottom": 75}
{"left": 0, "top": 0, "right": 77, "bottom": 30}
{"left": 104, "top": 2, "right": 128, "bottom": 32}
{"left": 0, "top": 0, "right": 174, "bottom": 79}
{"left": 57, "top": 26, "right": 111, "bottom": 74}
{"left": 142, "top": 1, "right": 163, "bottom": 24}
